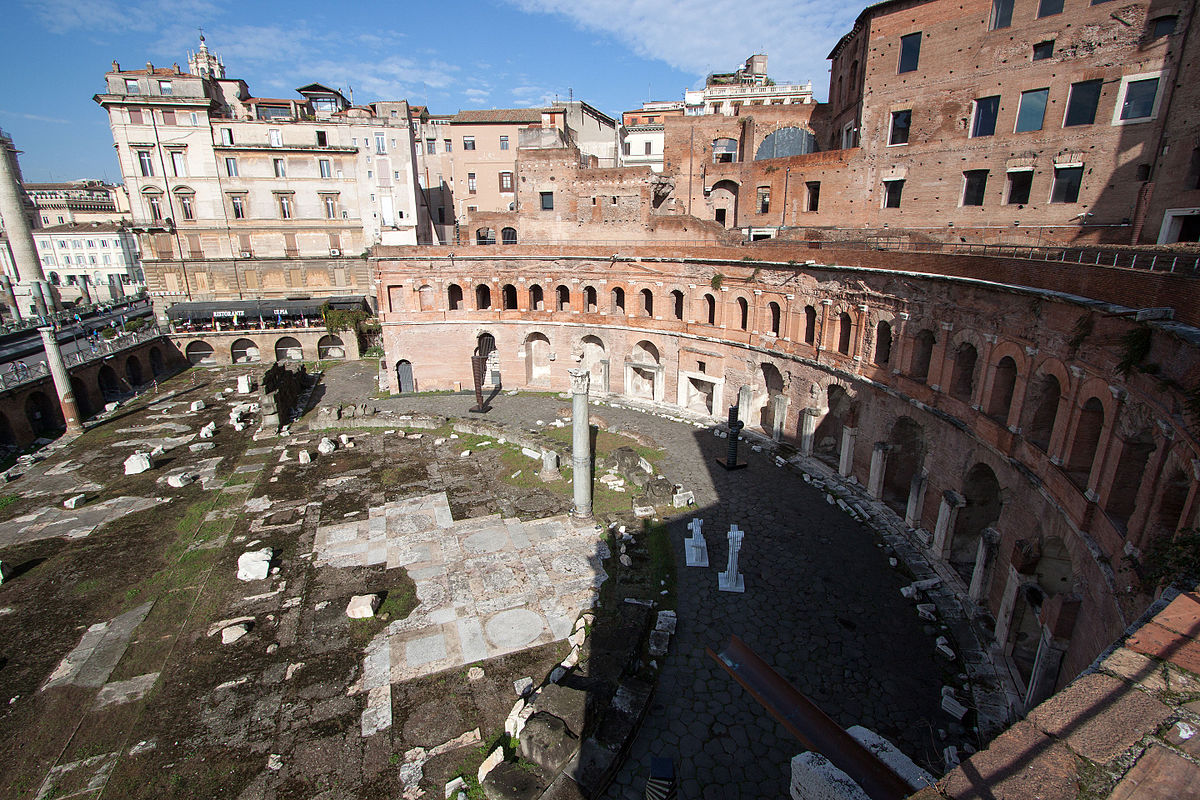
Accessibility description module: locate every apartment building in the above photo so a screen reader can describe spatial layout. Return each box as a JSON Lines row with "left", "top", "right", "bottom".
{"left": 409, "top": 106, "right": 456, "bottom": 244}
{"left": 620, "top": 101, "right": 686, "bottom": 173}
{"left": 94, "top": 36, "right": 422, "bottom": 311}
{"left": 34, "top": 222, "right": 143, "bottom": 302}
{"left": 443, "top": 109, "right": 544, "bottom": 220}
{"left": 683, "top": 55, "right": 815, "bottom": 116}
{"left": 25, "top": 181, "right": 130, "bottom": 227}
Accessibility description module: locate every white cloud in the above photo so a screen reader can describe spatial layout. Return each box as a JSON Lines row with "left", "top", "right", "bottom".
{"left": 26, "top": 0, "right": 225, "bottom": 35}
{"left": 0, "top": 110, "right": 72, "bottom": 124}
{"left": 502, "top": 0, "right": 858, "bottom": 96}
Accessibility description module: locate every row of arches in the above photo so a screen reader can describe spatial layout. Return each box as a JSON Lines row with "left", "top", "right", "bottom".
{"left": 184, "top": 335, "right": 345, "bottom": 365}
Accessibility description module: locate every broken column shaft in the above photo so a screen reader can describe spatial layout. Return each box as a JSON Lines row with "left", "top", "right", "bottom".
{"left": 39, "top": 327, "right": 83, "bottom": 435}
{"left": 0, "top": 135, "right": 52, "bottom": 317}
{"left": 569, "top": 367, "right": 592, "bottom": 519}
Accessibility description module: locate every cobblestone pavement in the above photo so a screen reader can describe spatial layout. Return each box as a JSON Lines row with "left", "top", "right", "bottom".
{"left": 358, "top": 383, "right": 950, "bottom": 799}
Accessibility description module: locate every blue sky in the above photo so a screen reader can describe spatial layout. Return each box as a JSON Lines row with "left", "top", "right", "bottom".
{"left": 0, "top": 0, "right": 860, "bottom": 183}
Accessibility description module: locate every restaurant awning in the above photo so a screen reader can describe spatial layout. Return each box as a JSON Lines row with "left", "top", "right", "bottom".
{"left": 165, "top": 295, "right": 368, "bottom": 321}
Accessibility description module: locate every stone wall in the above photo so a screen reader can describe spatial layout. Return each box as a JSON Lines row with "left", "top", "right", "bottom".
{"left": 169, "top": 326, "right": 361, "bottom": 366}
{"left": 376, "top": 247, "right": 1200, "bottom": 704}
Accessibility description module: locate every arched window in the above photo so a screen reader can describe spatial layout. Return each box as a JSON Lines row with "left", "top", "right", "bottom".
{"left": 950, "top": 343, "right": 977, "bottom": 402}
{"left": 671, "top": 290, "right": 684, "bottom": 321}
{"left": 737, "top": 297, "right": 749, "bottom": 330}
{"left": 529, "top": 284, "right": 544, "bottom": 311}
{"left": 501, "top": 227, "right": 517, "bottom": 245}
{"left": 583, "top": 286, "right": 597, "bottom": 312}
{"left": 447, "top": 283, "right": 463, "bottom": 311}
{"left": 501, "top": 284, "right": 518, "bottom": 310}
{"left": 475, "top": 227, "right": 495, "bottom": 245}
{"left": 1026, "top": 374, "right": 1061, "bottom": 453}
{"left": 712, "top": 138, "right": 738, "bottom": 163}
{"left": 768, "top": 302, "right": 781, "bottom": 336}
{"left": 987, "top": 356, "right": 1018, "bottom": 423}
{"left": 1066, "top": 397, "right": 1105, "bottom": 490}
{"left": 704, "top": 294, "right": 716, "bottom": 325}
{"left": 910, "top": 329, "right": 935, "bottom": 382}
{"left": 640, "top": 288, "right": 654, "bottom": 317}
{"left": 556, "top": 284, "right": 570, "bottom": 311}
{"left": 475, "top": 284, "right": 492, "bottom": 310}
{"left": 874, "top": 321, "right": 892, "bottom": 365}
{"left": 804, "top": 305, "right": 817, "bottom": 344}
{"left": 611, "top": 287, "right": 625, "bottom": 315}
{"left": 837, "top": 312, "right": 853, "bottom": 355}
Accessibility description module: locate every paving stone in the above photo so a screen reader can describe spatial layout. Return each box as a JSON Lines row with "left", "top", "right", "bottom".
{"left": 939, "top": 721, "right": 1078, "bottom": 800}
{"left": 1027, "top": 673, "right": 1172, "bottom": 764}
{"left": 1109, "top": 743, "right": 1200, "bottom": 800}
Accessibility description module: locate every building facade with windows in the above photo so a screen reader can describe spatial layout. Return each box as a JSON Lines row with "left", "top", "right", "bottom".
{"left": 619, "top": 101, "right": 685, "bottom": 173}
{"left": 25, "top": 181, "right": 130, "bottom": 227}
{"left": 683, "top": 55, "right": 815, "bottom": 116}
{"left": 94, "top": 37, "right": 422, "bottom": 312}
{"left": 33, "top": 222, "right": 143, "bottom": 302}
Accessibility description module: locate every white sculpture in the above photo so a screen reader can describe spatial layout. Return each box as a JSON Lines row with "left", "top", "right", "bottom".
{"left": 685, "top": 517, "right": 709, "bottom": 567}
{"left": 718, "top": 525, "right": 745, "bottom": 593}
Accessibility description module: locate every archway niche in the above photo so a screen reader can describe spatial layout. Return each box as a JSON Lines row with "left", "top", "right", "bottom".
{"left": 987, "top": 356, "right": 1019, "bottom": 423}
{"left": 185, "top": 340, "right": 214, "bottom": 365}
{"left": 737, "top": 297, "right": 749, "bottom": 330}
{"left": 524, "top": 332, "right": 551, "bottom": 384}
{"left": 556, "top": 285, "right": 570, "bottom": 311}
{"left": 951, "top": 463, "right": 1003, "bottom": 582}
{"left": 25, "top": 391, "right": 62, "bottom": 435}
{"left": 803, "top": 305, "right": 817, "bottom": 345}
{"left": 501, "top": 284, "right": 518, "bottom": 310}
{"left": 149, "top": 346, "right": 165, "bottom": 376}
{"left": 758, "top": 362, "right": 785, "bottom": 433}
{"left": 418, "top": 284, "right": 436, "bottom": 311}
{"left": 275, "top": 336, "right": 303, "bottom": 362}
{"left": 703, "top": 294, "right": 716, "bottom": 325}
{"left": 501, "top": 227, "right": 517, "bottom": 245}
{"left": 950, "top": 343, "right": 977, "bottom": 402}
{"left": 126, "top": 355, "right": 144, "bottom": 387}
{"left": 98, "top": 364, "right": 121, "bottom": 399}
{"left": 1104, "top": 429, "right": 1155, "bottom": 530}
{"left": 231, "top": 338, "right": 260, "bottom": 364}
{"left": 317, "top": 335, "right": 346, "bottom": 359}
{"left": 579, "top": 335, "right": 607, "bottom": 391}
{"left": 883, "top": 417, "right": 926, "bottom": 514}
{"left": 709, "top": 179, "right": 739, "bottom": 226}
{"left": 910, "top": 330, "right": 935, "bottom": 382}
{"left": 1066, "top": 397, "right": 1105, "bottom": 490}
{"left": 1007, "top": 537, "right": 1076, "bottom": 695}
{"left": 626, "top": 340, "right": 661, "bottom": 401}
{"left": 672, "top": 290, "right": 685, "bottom": 321}
{"left": 447, "top": 283, "right": 464, "bottom": 311}
{"left": 529, "top": 284, "right": 545, "bottom": 311}
{"left": 1025, "top": 374, "right": 1061, "bottom": 453}
{"left": 611, "top": 287, "right": 625, "bottom": 315}
{"left": 768, "top": 302, "right": 782, "bottom": 336}
{"left": 583, "top": 286, "right": 598, "bottom": 312}
{"left": 813, "top": 385, "right": 853, "bottom": 468}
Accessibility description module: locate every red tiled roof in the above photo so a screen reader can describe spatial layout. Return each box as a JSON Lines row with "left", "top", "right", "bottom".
{"left": 450, "top": 109, "right": 544, "bottom": 124}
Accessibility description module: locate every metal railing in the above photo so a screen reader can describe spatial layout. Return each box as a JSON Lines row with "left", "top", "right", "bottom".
{"left": 0, "top": 326, "right": 165, "bottom": 393}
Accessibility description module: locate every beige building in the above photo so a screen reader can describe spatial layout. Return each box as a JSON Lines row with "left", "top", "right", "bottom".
{"left": 94, "top": 36, "right": 423, "bottom": 312}
{"left": 444, "top": 109, "right": 544, "bottom": 221}
{"left": 409, "top": 106, "right": 455, "bottom": 244}
{"left": 25, "top": 181, "right": 130, "bottom": 227}
{"left": 684, "top": 55, "right": 815, "bottom": 116}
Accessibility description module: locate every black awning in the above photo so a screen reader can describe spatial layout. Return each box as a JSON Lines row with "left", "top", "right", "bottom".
{"left": 166, "top": 295, "right": 368, "bottom": 321}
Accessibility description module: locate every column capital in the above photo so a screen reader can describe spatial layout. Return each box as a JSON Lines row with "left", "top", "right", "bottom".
{"left": 568, "top": 367, "right": 590, "bottom": 395}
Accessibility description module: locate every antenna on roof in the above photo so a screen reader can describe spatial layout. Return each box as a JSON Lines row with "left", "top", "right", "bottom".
{"left": 198, "top": 27, "right": 205, "bottom": 43}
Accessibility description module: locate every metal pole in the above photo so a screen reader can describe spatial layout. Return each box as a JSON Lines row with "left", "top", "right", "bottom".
{"left": 569, "top": 367, "right": 592, "bottom": 519}
{"left": 39, "top": 326, "right": 83, "bottom": 434}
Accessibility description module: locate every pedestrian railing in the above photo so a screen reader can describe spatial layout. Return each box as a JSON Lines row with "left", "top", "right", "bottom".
{"left": 0, "top": 327, "right": 166, "bottom": 393}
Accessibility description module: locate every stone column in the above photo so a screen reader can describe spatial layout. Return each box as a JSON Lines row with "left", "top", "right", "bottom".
{"left": 737, "top": 384, "right": 754, "bottom": 415}
{"left": 931, "top": 490, "right": 965, "bottom": 558}
{"left": 569, "top": 367, "right": 592, "bottom": 519}
{"left": 39, "top": 327, "right": 83, "bottom": 435}
{"left": 905, "top": 471, "right": 928, "bottom": 529}
{"left": 968, "top": 527, "right": 1001, "bottom": 603}
{"left": 838, "top": 425, "right": 856, "bottom": 478}
{"left": 992, "top": 565, "right": 1023, "bottom": 651}
{"left": 798, "top": 407, "right": 819, "bottom": 456}
{"left": 868, "top": 442, "right": 890, "bottom": 499}
{"left": 1025, "top": 631, "right": 1069, "bottom": 710}
{"left": 0, "top": 136, "right": 49, "bottom": 317}
{"left": 79, "top": 276, "right": 92, "bottom": 306}
{"left": 770, "top": 393, "right": 789, "bottom": 441}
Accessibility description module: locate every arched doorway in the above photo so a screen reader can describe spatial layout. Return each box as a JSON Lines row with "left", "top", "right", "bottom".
{"left": 837, "top": 312, "right": 853, "bottom": 355}
{"left": 1025, "top": 373, "right": 1062, "bottom": 453}
{"left": 626, "top": 340, "right": 661, "bottom": 400}
{"left": 149, "top": 346, "right": 165, "bottom": 376}
{"left": 910, "top": 330, "right": 935, "bottom": 382}
{"left": 803, "top": 306, "right": 817, "bottom": 344}
{"left": 231, "top": 338, "right": 260, "bottom": 364}
{"left": 757, "top": 362, "right": 784, "bottom": 434}
{"left": 703, "top": 294, "right": 716, "bottom": 325}
{"left": 125, "top": 355, "right": 144, "bottom": 387}
{"left": 874, "top": 321, "right": 892, "bottom": 365}
{"left": 98, "top": 364, "right": 121, "bottom": 399}
{"left": 1104, "top": 429, "right": 1155, "bottom": 531}
{"left": 555, "top": 285, "right": 570, "bottom": 311}
{"left": 952, "top": 463, "right": 1003, "bottom": 582}
{"left": 987, "top": 356, "right": 1019, "bottom": 423}
{"left": 275, "top": 336, "right": 303, "bottom": 361}
{"left": 502, "top": 284, "right": 518, "bottom": 310}
{"left": 813, "top": 385, "right": 852, "bottom": 468}
{"left": 611, "top": 287, "right": 625, "bottom": 315}
{"left": 883, "top": 417, "right": 926, "bottom": 514}
{"left": 524, "top": 332, "right": 551, "bottom": 384}
{"left": 395, "top": 360, "right": 415, "bottom": 393}
{"left": 672, "top": 290, "right": 685, "bottom": 321}
{"left": 529, "top": 284, "right": 544, "bottom": 311}
{"left": 447, "top": 283, "right": 464, "bottom": 311}
{"left": 25, "top": 391, "right": 61, "bottom": 436}
{"left": 185, "top": 340, "right": 214, "bottom": 365}
{"left": 70, "top": 377, "right": 93, "bottom": 419}
{"left": 579, "top": 335, "right": 607, "bottom": 391}
{"left": 318, "top": 335, "right": 346, "bottom": 359}
{"left": 950, "top": 343, "right": 978, "bottom": 402}
{"left": 475, "top": 227, "right": 496, "bottom": 245}
{"left": 710, "top": 179, "right": 739, "bottom": 227}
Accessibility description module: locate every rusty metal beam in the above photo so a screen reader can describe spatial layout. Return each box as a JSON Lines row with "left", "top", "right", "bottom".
{"left": 707, "top": 635, "right": 913, "bottom": 800}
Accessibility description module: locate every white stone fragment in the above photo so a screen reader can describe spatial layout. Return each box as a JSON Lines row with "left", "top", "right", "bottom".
{"left": 63, "top": 494, "right": 85, "bottom": 509}
{"left": 477, "top": 747, "right": 505, "bottom": 784}
{"left": 346, "top": 594, "right": 381, "bottom": 619}
{"left": 514, "top": 677, "right": 534, "bottom": 697}
{"left": 298, "top": 450, "right": 311, "bottom": 465}
{"left": 467, "top": 666, "right": 485, "bottom": 681}
{"left": 317, "top": 438, "right": 337, "bottom": 455}
{"left": 236, "top": 375, "right": 252, "bottom": 394}
{"left": 123, "top": 452, "right": 153, "bottom": 475}
{"left": 222, "top": 623, "right": 250, "bottom": 644}
{"left": 166, "top": 472, "right": 195, "bottom": 488}
{"left": 236, "top": 548, "right": 273, "bottom": 581}
{"left": 199, "top": 422, "right": 217, "bottom": 439}
{"left": 190, "top": 400, "right": 206, "bottom": 412}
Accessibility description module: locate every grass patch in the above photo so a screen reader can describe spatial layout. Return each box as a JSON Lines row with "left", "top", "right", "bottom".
{"left": 0, "top": 495, "right": 17, "bottom": 512}
{"left": 496, "top": 444, "right": 631, "bottom": 516}
{"left": 349, "top": 573, "right": 419, "bottom": 645}
{"left": 542, "top": 426, "right": 664, "bottom": 467}
{"left": 644, "top": 519, "right": 677, "bottom": 606}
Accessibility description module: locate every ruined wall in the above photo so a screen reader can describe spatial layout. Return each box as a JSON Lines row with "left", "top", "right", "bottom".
{"left": 376, "top": 247, "right": 1200, "bottom": 698}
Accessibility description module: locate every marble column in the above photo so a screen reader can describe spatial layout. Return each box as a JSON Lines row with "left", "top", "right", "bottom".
{"left": 932, "top": 490, "right": 965, "bottom": 558}
{"left": 838, "top": 425, "right": 856, "bottom": 478}
{"left": 868, "top": 442, "right": 890, "bottom": 499}
{"left": 569, "top": 368, "right": 592, "bottom": 519}
{"left": 968, "top": 527, "right": 1001, "bottom": 603}
{"left": 770, "top": 393, "right": 789, "bottom": 441}
{"left": 798, "top": 407, "right": 819, "bottom": 456}
{"left": 39, "top": 327, "right": 83, "bottom": 435}
{"left": 905, "top": 471, "right": 929, "bottom": 529}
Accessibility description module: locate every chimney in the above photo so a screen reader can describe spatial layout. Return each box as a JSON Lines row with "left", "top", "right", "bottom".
{"left": 173, "top": 62, "right": 181, "bottom": 74}
{"left": 112, "top": 60, "right": 120, "bottom": 72}
{"left": 146, "top": 61, "right": 154, "bottom": 72}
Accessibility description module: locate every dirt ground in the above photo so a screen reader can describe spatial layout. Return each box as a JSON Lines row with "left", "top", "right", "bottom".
{"left": 0, "top": 363, "right": 662, "bottom": 800}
